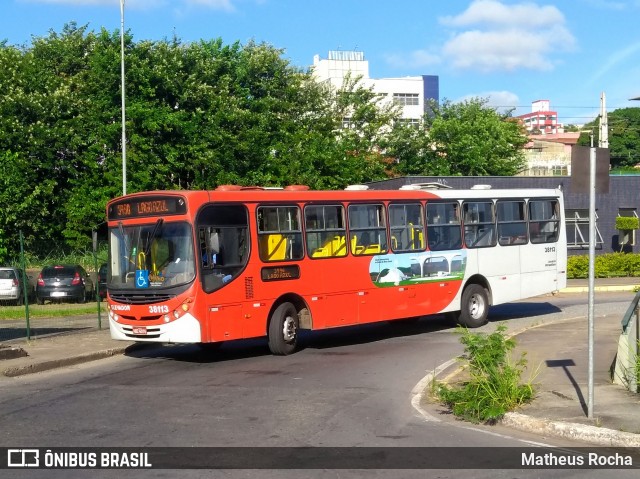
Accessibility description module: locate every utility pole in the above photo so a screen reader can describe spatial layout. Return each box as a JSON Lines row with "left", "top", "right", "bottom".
{"left": 120, "top": 0, "right": 127, "bottom": 196}
{"left": 599, "top": 92, "right": 608, "bottom": 148}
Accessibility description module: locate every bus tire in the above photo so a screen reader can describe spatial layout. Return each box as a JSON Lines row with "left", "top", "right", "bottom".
{"left": 458, "top": 284, "right": 489, "bottom": 328}
{"left": 268, "top": 302, "right": 299, "bottom": 355}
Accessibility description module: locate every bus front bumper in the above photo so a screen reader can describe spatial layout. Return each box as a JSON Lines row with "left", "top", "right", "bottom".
{"left": 109, "top": 313, "right": 202, "bottom": 343}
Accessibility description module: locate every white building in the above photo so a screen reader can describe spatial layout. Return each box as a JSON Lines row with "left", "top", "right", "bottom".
{"left": 312, "top": 50, "right": 439, "bottom": 125}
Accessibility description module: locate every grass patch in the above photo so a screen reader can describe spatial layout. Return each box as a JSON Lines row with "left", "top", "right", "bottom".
{"left": 0, "top": 302, "right": 108, "bottom": 320}
{"left": 435, "top": 325, "right": 537, "bottom": 424}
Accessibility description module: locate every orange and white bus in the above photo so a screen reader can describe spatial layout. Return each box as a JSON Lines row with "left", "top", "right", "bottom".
{"left": 105, "top": 184, "right": 566, "bottom": 354}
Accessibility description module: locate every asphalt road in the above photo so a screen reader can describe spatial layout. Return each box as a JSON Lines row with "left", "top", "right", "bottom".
{"left": 1, "top": 291, "right": 638, "bottom": 478}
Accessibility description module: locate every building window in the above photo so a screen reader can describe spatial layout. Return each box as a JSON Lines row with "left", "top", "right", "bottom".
{"left": 551, "top": 165, "right": 568, "bottom": 176}
{"left": 617, "top": 208, "right": 638, "bottom": 246}
{"left": 396, "top": 118, "right": 421, "bottom": 128}
{"left": 392, "top": 93, "right": 419, "bottom": 106}
{"left": 565, "top": 208, "right": 603, "bottom": 249}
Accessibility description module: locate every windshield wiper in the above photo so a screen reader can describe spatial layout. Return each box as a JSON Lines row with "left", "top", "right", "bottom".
{"left": 144, "top": 219, "right": 164, "bottom": 257}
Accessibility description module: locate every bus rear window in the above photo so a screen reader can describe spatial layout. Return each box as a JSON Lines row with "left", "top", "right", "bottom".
{"left": 529, "top": 199, "right": 560, "bottom": 244}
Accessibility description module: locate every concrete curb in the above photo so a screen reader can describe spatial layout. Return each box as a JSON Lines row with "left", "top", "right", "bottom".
{"left": 561, "top": 286, "right": 639, "bottom": 293}
{"left": 1, "top": 348, "right": 129, "bottom": 378}
{"left": 502, "top": 412, "right": 640, "bottom": 447}
{"left": 415, "top": 314, "right": 640, "bottom": 447}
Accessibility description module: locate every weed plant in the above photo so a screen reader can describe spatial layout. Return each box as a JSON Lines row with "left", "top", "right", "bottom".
{"left": 636, "top": 341, "right": 640, "bottom": 393}
{"left": 436, "top": 325, "right": 536, "bottom": 424}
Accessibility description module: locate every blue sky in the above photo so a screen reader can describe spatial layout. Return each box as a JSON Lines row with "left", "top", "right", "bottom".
{"left": 3, "top": 0, "right": 640, "bottom": 125}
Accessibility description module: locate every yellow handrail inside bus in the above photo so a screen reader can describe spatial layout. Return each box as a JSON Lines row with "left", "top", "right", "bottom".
{"left": 137, "top": 251, "right": 146, "bottom": 270}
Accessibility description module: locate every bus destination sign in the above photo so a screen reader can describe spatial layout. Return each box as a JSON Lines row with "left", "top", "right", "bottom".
{"left": 261, "top": 265, "right": 300, "bottom": 282}
{"left": 108, "top": 196, "right": 187, "bottom": 220}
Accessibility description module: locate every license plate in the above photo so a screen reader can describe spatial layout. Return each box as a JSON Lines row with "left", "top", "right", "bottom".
{"left": 51, "top": 291, "right": 67, "bottom": 297}
{"left": 132, "top": 326, "right": 147, "bottom": 335}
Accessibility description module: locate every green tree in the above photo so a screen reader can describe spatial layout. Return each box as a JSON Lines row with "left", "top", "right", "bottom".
{"left": 578, "top": 107, "right": 640, "bottom": 169}
{"left": 423, "top": 98, "right": 528, "bottom": 176}
{"left": 386, "top": 98, "right": 528, "bottom": 176}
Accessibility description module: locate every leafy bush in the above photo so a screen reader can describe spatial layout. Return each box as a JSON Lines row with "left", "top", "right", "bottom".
{"left": 436, "top": 325, "right": 536, "bottom": 424}
{"left": 567, "top": 253, "right": 640, "bottom": 278}
{"left": 615, "top": 216, "right": 640, "bottom": 230}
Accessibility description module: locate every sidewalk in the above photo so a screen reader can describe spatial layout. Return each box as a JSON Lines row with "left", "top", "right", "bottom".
{"left": 1, "top": 278, "right": 639, "bottom": 447}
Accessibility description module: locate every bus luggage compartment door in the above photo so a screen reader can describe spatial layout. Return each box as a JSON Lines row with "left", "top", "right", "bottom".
{"left": 207, "top": 302, "right": 243, "bottom": 341}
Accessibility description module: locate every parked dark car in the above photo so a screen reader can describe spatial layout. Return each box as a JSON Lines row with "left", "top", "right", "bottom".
{"left": 98, "top": 263, "right": 107, "bottom": 299}
{"left": 36, "top": 265, "right": 94, "bottom": 304}
{"left": 0, "top": 267, "right": 34, "bottom": 305}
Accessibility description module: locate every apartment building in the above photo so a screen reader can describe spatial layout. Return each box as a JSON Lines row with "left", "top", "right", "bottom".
{"left": 311, "top": 50, "right": 439, "bottom": 125}
{"left": 516, "top": 99, "right": 561, "bottom": 134}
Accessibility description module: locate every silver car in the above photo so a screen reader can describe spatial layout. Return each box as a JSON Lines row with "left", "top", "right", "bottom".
{"left": 0, "top": 267, "right": 31, "bottom": 306}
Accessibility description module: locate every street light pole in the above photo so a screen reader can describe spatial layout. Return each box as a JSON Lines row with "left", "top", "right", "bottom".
{"left": 587, "top": 130, "right": 595, "bottom": 419}
{"left": 120, "top": 0, "right": 127, "bottom": 196}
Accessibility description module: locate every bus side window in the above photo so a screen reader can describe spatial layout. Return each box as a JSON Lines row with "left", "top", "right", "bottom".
{"left": 389, "top": 203, "right": 425, "bottom": 252}
{"left": 258, "top": 205, "right": 303, "bottom": 262}
{"left": 426, "top": 202, "right": 461, "bottom": 251}
{"left": 497, "top": 200, "right": 527, "bottom": 246}
{"left": 348, "top": 204, "right": 388, "bottom": 256}
{"left": 305, "top": 205, "right": 347, "bottom": 259}
{"left": 529, "top": 200, "right": 560, "bottom": 244}
{"left": 463, "top": 201, "right": 496, "bottom": 248}
{"left": 260, "top": 234, "right": 288, "bottom": 260}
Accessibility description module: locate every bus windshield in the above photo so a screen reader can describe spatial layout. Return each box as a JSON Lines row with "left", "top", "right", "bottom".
{"left": 109, "top": 221, "right": 196, "bottom": 290}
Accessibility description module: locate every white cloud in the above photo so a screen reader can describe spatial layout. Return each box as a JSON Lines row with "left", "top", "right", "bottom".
{"left": 440, "top": 0, "right": 565, "bottom": 28}
{"left": 384, "top": 49, "right": 442, "bottom": 69}
{"left": 439, "top": 0, "right": 576, "bottom": 73}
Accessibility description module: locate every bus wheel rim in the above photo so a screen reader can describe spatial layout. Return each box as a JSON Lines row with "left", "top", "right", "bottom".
{"left": 282, "top": 316, "right": 296, "bottom": 342}
{"left": 469, "top": 294, "right": 485, "bottom": 319}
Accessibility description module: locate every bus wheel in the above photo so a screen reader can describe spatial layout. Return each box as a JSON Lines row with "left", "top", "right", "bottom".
{"left": 458, "top": 284, "right": 489, "bottom": 328}
{"left": 268, "top": 302, "right": 299, "bottom": 355}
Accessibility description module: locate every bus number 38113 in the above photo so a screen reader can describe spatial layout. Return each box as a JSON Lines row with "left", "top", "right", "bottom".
{"left": 149, "top": 305, "right": 169, "bottom": 314}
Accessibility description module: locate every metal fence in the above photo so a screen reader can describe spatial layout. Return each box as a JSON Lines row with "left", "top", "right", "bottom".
{"left": 0, "top": 231, "right": 108, "bottom": 343}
